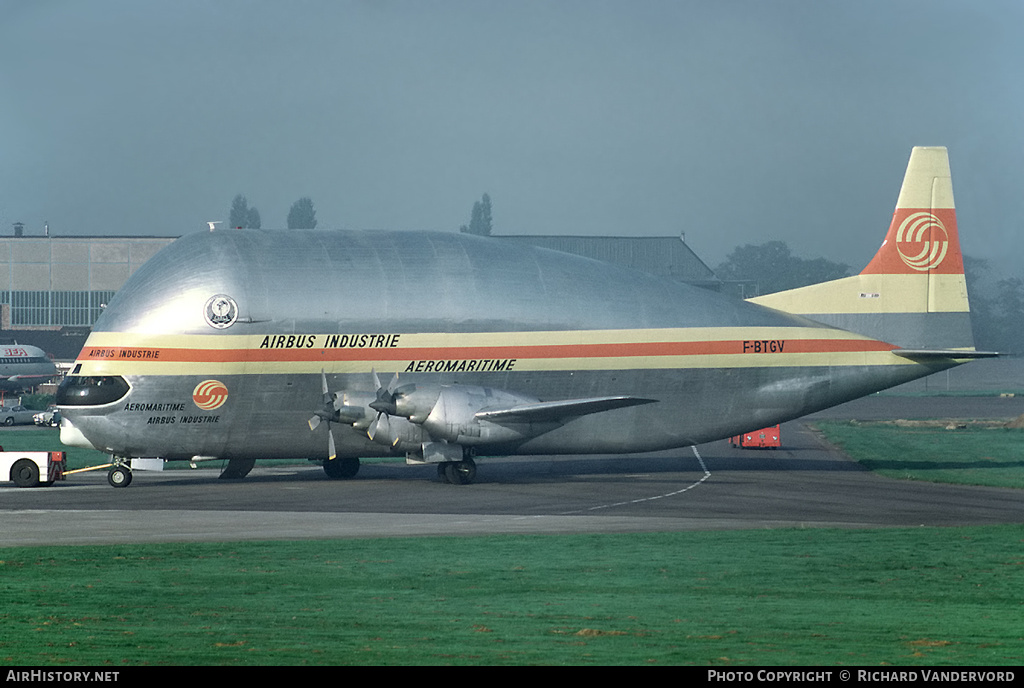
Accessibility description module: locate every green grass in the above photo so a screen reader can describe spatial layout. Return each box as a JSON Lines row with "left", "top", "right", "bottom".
{"left": 815, "top": 422, "right": 1024, "bottom": 488}
{"left": 1, "top": 527, "right": 1022, "bottom": 666}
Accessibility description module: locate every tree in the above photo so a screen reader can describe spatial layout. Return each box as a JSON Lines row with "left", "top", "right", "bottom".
{"left": 287, "top": 197, "right": 317, "bottom": 229}
{"left": 229, "top": 195, "right": 249, "bottom": 228}
{"left": 963, "top": 255, "right": 998, "bottom": 350}
{"left": 246, "top": 207, "right": 261, "bottom": 230}
{"left": 229, "top": 194, "right": 262, "bottom": 229}
{"left": 715, "top": 241, "right": 850, "bottom": 296}
{"left": 460, "top": 193, "right": 493, "bottom": 236}
{"left": 992, "top": 277, "right": 1024, "bottom": 354}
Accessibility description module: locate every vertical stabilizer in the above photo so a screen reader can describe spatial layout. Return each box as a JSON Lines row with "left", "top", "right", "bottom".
{"left": 750, "top": 147, "right": 975, "bottom": 350}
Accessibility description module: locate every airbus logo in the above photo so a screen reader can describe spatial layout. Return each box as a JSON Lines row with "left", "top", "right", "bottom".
{"left": 895, "top": 212, "right": 949, "bottom": 271}
{"left": 193, "top": 380, "right": 228, "bottom": 410}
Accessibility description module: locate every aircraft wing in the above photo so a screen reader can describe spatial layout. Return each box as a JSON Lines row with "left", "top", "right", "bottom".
{"left": 475, "top": 395, "right": 657, "bottom": 423}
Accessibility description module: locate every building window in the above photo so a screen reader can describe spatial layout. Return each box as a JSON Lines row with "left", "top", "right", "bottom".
{"left": 5, "top": 291, "right": 116, "bottom": 327}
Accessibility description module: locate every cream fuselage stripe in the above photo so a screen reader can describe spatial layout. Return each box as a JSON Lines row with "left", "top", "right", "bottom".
{"left": 74, "top": 328, "right": 904, "bottom": 375}
{"left": 79, "top": 338, "right": 894, "bottom": 363}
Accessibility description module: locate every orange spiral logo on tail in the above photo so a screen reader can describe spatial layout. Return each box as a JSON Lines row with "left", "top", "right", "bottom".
{"left": 193, "top": 380, "right": 228, "bottom": 410}
{"left": 895, "top": 212, "right": 949, "bottom": 271}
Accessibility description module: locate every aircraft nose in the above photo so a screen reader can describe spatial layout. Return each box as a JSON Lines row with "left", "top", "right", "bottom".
{"left": 59, "top": 417, "right": 98, "bottom": 450}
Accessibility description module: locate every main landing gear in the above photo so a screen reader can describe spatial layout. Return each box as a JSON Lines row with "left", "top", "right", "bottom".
{"left": 322, "top": 456, "right": 360, "bottom": 479}
{"left": 319, "top": 455, "right": 478, "bottom": 484}
{"left": 219, "top": 457, "right": 256, "bottom": 479}
{"left": 437, "top": 457, "right": 477, "bottom": 485}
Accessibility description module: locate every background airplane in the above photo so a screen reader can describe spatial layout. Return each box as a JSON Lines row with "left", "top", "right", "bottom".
{"left": 0, "top": 342, "right": 58, "bottom": 393}
{"left": 55, "top": 147, "right": 993, "bottom": 486}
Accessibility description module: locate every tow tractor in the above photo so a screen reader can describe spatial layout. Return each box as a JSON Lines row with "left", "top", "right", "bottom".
{"left": 1, "top": 450, "right": 67, "bottom": 487}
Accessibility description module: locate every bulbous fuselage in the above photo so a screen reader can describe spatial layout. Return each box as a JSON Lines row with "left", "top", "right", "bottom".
{"left": 57, "top": 230, "right": 936, "bottom": 462}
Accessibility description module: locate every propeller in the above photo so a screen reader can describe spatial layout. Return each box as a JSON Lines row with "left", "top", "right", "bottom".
{"left": 367, "top": 369, "right": 400, "bottom": 444}
{"left": 308, "top": 370, "right": 339, "bottom": 460}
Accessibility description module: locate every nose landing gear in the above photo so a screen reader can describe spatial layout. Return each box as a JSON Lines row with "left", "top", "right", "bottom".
{"left": 107, "top": 464, "right": 133, "bottom": 488}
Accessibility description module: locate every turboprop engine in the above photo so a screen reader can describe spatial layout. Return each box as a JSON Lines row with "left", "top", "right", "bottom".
{"left": 331, "top": 375, "right": 556, "bottom": 452}
{"left": 311, "top": 370, "right": 653, "bottom": 487}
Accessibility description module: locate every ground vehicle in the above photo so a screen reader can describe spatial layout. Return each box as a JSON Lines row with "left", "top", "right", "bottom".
{"left": 0, "top": 405, "right": 37, "bottom": 426}
{"left": 729, "top": 425, "right": 781, "bottom": 449}
{"left": 33, "top": 408, "right": 61, "bottom": 427}
{"left": 2, "top": 451, "right": 67, "bottom": 487}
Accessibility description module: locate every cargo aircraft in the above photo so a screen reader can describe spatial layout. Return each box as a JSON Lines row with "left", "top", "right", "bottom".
{"left": 56, "top": 147, "right": 994, "bottom": 487}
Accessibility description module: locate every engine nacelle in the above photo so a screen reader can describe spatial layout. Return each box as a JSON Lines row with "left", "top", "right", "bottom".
{"left": 393, "top": 385, "right": 442, "bottom": 423}
{"left": 336, "top": 382, "right": 558, "bottom": 449}
{"left": 420, "top": 386, "right": 552, "bottom": 445}
{"left": 368, "top": 414, "right": 428, "bottom": 451}
{"left": 337, "top": 392, "right": 377, "bottom": 430}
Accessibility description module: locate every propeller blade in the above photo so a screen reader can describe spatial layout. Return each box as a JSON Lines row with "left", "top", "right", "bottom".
{"left": 320, "top": 370, "right": 334, "bottom": 404}
{"left": 367, "top": 412, "right": 392, "bottom": 442}
{"left": 312, "top": 370, "right": 342, "bottom": 460}
{"left": 367, "top": 370, "right": 402, "bottom": 443}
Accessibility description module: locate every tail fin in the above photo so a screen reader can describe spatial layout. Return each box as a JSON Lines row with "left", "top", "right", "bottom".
{"left": 750, "top": 147, "right": 976, "bottom": 351}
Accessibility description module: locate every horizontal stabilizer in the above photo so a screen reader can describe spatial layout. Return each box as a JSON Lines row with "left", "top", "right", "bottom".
{"left": 891, "top": 348, "right": 999, "bottom": 360}
{"left": 475, "top": 395, "right": 657, "bottom": 423}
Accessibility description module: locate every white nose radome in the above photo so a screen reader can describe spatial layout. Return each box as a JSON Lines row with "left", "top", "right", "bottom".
{"left": 60, "top": 417, "right": 98, "bottom": 450}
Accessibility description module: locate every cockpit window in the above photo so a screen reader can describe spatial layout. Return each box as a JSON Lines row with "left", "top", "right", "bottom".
{"left": 56, "top": 376, "right": 130, "bottom": 406}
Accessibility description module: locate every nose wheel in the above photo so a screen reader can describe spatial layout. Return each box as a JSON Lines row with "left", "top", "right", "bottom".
{"left": 108, "top": 465, "right": 133, "bottom": 488}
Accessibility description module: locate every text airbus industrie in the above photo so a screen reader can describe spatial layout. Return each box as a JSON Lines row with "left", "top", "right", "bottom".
{"left": 707, "top": 669, "right": 1016, "bottom": 683}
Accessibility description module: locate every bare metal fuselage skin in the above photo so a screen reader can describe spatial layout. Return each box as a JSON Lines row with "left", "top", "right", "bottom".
{"left": 58, "top": 230, "right": 947, "bottom": 462}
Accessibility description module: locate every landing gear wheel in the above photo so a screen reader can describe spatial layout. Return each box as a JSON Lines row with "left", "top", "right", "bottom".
{"left": 108, "top": 466, "right": 132, "bottom": 488}
{"left": 323, "top": 456, "right": 360, "bottom": 479}
{"left": 219, "top": 457, "right": 256, "bottom": 480}
{"left": 11, "top": 459, "right": 39, "bottom": 487}
{"left": 443, "top": 458, "right": 477, "bottom": 485}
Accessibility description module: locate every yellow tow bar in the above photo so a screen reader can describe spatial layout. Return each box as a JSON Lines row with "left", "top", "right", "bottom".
{"left": 63, "top": 463, "right": 116, "bottom": 476}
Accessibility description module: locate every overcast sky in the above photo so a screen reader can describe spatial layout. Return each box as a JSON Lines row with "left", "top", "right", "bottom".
{"left": 2, "top": 0, "right": 1022, "bottom": 275}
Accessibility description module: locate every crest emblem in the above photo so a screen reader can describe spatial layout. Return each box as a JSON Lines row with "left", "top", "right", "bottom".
{"left": 895, "top": 212, "right": 949, "bottom": 272}
{"left": 204, "top": 294, "right": 238, "bottom": 329}
{"left": 193, "top": 380, "right": 229, "bottom": 410}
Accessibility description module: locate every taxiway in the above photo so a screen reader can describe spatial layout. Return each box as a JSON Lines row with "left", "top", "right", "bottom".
{"left": 2, "top": 396, "right": 1022, "bottom": 546}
